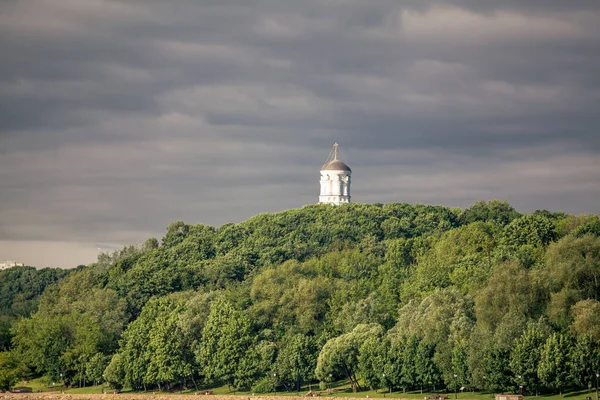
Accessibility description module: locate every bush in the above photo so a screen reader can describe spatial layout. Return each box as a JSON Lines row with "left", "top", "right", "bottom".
{"left": 251, "top": 377, "right": 275, "bottom": 394}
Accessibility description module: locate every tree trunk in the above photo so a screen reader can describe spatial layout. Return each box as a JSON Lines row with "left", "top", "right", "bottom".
{"left": 343, "top": 368, "right": 356, "bottom": 392}
{"left": 352, "top": 374, "right": 362, "bottom": 391}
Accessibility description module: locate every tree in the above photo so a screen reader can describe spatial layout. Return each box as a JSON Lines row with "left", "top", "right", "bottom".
{"left": 566, "top": 334, "right": 600, "bottom": 390}
{"left": 483, "top": 346, "right": 512, "bottom": 393}
{"left": 162, "top": 221, "right": 190, "bottom": 248}
{"left": 460, "top": 200, "right": 520, "bottom": 226}
{"left": 118, "top": 300, "right": 157, "bottom": 390}
{"left": 358, "top": 335, "right": 388, "bottom": 390}
{"left": 413, "top": 221, "right": 499, "bottom": 297}
{"left": 546, "top": 235, "right": 600, "bottom": 303}
{"left": 415, "top": 341, "right": 441, "bottom": 393}
{"left": 395, "top": 288, "right": 475, "bottom": 347}
{"left": 400, "top": 335, "right": 419, "bottom": 392}
{"left": 316, "top": 324, "right": 383, "bottom": 392}
{"left": 499, "top": 214, "right": 559, "bottom": 268}
{"left": 146, "top": 305, "right": 194, "bottom": 390}
{"left": 451, "top": 341, "right": 470, "bottom": 392}
{"left": 197, "top": 298, "right": 255, "bottom": 389}
{"left": 475, "top": 260, "right": 544, "bottom": 334}
{"left": 113, "top": 293, "right": 197, "bottom": 391}
{"left": 178, "top": 290, "right": 219, "bottom": 356}
{"left": 104, "top": 353, "right": 125, "bottom": 390}
{"left": 86, "top": 353, "right": 109, "bottom": 386}
{"left": 0, "top": 316, "right": 13, "bottom": 352}
{"left": 570, "top": 300, "right": 600, "bottom": 341}
{"left": 276, "top": 334, "right": 318, "bottom": 392}
{"left": 0, "top": 351, "right": 25, "bottom": 391}
{"left": 538, "top": 333, "right": 571, "bottom": 395}
{"left": 510, "top": 326, "right": 547, "bottom": 395}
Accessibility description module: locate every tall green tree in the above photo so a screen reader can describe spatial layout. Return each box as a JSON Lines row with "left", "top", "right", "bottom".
{"left": 451, "top": 341, "right": 470, "bottom": 392}
{"left": 114, "top": 293, "right": 196, "bottom": 390}
{"left": 104, "top": 353, "right": 125, "bottom": 390}
{"left": 315, "top": 324, "right": 383, "bottom": 392}
{"left": 146, "top": 303, "right": 195, "bottom": 390}
{"left": 566, "top": 334, "right": 600, "bottom": 390}
{"left": 483, "top": 346, "right": 513, "bottom": 393}
{"left": 86, "top": 353, "right": 109, "bottom": 386}
{"left": 358, "top": 335, "right": 388, "bottom": 390}
{"left": 379, "top": 334, "right": 404, "bottom": 392}
{"left": 197, "top": 298, "right": 255, "bottom": 389}
{"left": 538, "top": 333, "right": 571, "bottom": 395}
{"left": 276, "top": 333, "right": 318, "bottom": 392}
{"left": 510, "top": 326, "right": 547, "bottom": 395}
{"left": 400, "top": 335, "right": 419, "bottom": 392}
{"left": 0, "top": 351, "right": 26, "bottom": 390}
{"left": 415, "top": 341, "right": 441, "bottom": 393}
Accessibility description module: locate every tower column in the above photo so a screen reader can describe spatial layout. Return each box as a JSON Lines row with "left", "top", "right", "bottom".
{"left": 319, "top": 144, "right": 351, "bottom": 205}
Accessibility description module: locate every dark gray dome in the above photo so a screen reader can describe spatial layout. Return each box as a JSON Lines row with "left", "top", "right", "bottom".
{"left": 321, "top": 160, "right": 351, "bottom": 171}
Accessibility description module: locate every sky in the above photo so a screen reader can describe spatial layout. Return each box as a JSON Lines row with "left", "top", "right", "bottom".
{"left": 1, "top": 0, "right": 600, "bottom": 268}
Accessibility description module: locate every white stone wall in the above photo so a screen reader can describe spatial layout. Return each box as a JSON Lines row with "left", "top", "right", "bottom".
{"left": 319, "top": 169, "right": 351, "bottom": 205}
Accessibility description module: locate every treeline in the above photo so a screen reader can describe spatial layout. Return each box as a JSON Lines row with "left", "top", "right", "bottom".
{"left": 0, "top": 266, "right": 70, "bottom": 351}
{"left": 0, "top": 201, "right": 599, "bottom": 394}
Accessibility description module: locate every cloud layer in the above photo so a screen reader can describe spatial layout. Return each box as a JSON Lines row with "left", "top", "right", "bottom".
{"left": 1, "top": 0, "right": 599, "bottom": 267}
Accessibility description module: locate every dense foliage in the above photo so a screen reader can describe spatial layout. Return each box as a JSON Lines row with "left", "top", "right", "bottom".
{"left": 2, "top": 201, "right": 600, "bottom": 394}
{"left": 0, "top": 266, "right": 70, "bottom": 352}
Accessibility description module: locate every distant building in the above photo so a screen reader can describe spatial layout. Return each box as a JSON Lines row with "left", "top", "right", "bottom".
{"left": 319, "top": 143, "right": 351, "bottom": 205}
{"left": 0, "top": 261, "right": 25, "bottom": 270}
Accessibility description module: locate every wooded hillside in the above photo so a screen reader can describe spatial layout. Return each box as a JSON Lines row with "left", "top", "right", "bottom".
{"left": 1, "top": 201, "right": 599, "bottom": 394}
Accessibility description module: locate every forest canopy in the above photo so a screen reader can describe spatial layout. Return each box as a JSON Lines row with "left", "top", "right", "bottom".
{"left": 1, "top": 201, "right": 599, "bottom": 394}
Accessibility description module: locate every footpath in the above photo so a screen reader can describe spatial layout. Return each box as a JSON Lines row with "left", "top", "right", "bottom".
{"left": 0, "top": 394, "right": 388, "bottom": 400}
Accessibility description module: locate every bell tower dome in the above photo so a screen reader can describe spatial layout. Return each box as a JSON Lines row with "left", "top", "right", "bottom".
{"left": 319, "top": 143, "right": 351, "bottom": 205}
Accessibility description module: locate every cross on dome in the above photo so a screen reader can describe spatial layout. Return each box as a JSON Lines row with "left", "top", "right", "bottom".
{"left": 321, "top": 143, "right": 351, "bottom": 172}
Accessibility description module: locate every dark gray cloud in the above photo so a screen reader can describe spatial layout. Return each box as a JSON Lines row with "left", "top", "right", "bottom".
{"left": 1, "top": 0, "right": 599, "bottom": 267}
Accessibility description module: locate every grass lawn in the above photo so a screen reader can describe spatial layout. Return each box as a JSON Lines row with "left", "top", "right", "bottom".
{"left": 14, "top": 377, "right": 108, "bottom": 394}
{"left": 14, "top": 377, "right": 599, "bottom": 400}
{"left": 170, "top": 381, "right": 600, "bottom": 400}
{"left": 14, "top": 376, "right": 62, "bottom": 392}
{"left": 65, "top": 385, "right": 110, "bottom": 394}
{"left": 200, "top": 387, "right": 597, "bottom": 400}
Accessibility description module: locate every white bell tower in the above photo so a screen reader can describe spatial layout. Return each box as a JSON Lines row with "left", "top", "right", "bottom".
{"left": 319, "top": 143, "right": 351, "bottom": 205}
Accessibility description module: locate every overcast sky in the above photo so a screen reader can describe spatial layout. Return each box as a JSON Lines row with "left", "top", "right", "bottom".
{"left": 1, "top": 0, "right": 600, "bottom": 268}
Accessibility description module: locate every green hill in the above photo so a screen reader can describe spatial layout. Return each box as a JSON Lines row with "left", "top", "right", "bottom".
{"left": 1, "top": 201, "right": 599, "bottom": 395}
